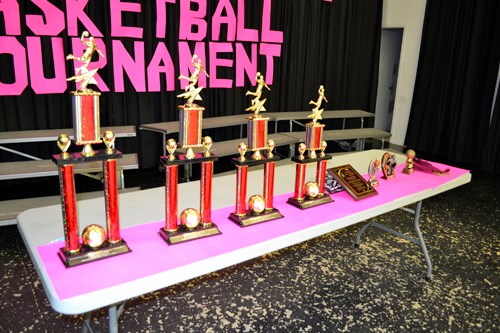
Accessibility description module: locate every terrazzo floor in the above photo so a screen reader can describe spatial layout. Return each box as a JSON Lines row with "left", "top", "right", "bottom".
{"left": 0, "top": 170, "right": 498, "bottom": 332}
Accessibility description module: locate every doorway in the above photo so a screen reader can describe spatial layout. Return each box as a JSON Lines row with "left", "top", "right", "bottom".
{"left": 375, "top": 28, "right": 403, "bottom": 133}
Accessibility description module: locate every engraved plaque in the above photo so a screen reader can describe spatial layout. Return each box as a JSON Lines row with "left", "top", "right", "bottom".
{"left": 328, "top": 164, "right": 378, "bottom": 200}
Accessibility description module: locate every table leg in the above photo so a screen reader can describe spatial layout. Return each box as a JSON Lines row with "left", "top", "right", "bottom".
{"left": 108, "top": 302, "right": 126, "bottom": 333}
{"left": 354, "top": 201, "right": 432, "bottom": 279}
{"left": 108, "top": 304, "right": 118, "bottom": 333}
{"left": 81, "top": 311, "right": 93, "bottom": 333}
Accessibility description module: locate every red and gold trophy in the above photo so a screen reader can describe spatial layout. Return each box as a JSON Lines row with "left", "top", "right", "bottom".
{"left": 287, "top": 86, "right": 334, "bottom": 209}
{"left": 53, "top": 131, "right": 131, "bottom": 267}
{"left": 52, "top": 33, "right": 131, "bottom": 267}
{"left": 159, "top": 55, "right": 221, "bottom": 244}
{"left": 229, "top": 73, "right": 283, "bottom": 227}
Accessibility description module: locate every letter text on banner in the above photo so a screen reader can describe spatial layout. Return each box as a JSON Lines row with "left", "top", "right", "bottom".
{"left": 110, "top": 0, "right": 143, "bottom": 38}
{"left": 236, "top": 0, "right": 258, "bottom": 42}
{"left": 26, "top": 37, "right": 67, "bottom": 94}
{"left": 66, "top": 0, "right": 103, "bottom": 37}
{"left": 112, "top": 40, "right": 146, "bottom": 92}
{"left": 147, "top": 42, "right": 176, "bottom": 92}
{"left": 209, "top": 42, "right": 233, "bottom": 88}
{"left": 179, "top": 0, "right": 207, "bottom": 41}
{"left": 259, "top": 43, "right": 281, "bottom": 85}
{"left": 26, "top": 0, "right": 65, "bottom": 36}
{"left": 235, "top": 43, "right": 257, "bottom": 87}
{"left": 0, "top": 0, "right": 21, "bottom": 35}
{"left": 156, "top": 0, "right": 176, "bottom": 38}
{"left": 261, "top": 0, "right": 283, "bottom": 43}
{"left": 212, "top": 0, "right": 236, "bottom": 41}
{"left": 0, "top": 36, "right": 28, "bottom": 95}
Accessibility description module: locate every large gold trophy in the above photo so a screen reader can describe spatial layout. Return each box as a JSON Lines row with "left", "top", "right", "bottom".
{"left": 159, "top": 55, "right": 221, "bottom": 244}
{"left": 287, "top": 86, "right": 334, "bottom": 209}
{"left": 53, "top": 32, "right": 130, "bottom": 267}
{"left": 228, "top": 72, "right": 283, "bottom": 227}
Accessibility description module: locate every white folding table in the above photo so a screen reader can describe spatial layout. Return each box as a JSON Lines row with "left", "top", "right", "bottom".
{"left": 17, "top": 150, "right": 471, "bottom": 332}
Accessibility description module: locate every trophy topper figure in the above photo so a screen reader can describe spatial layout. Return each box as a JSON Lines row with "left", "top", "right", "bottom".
{"left": 66, "top": 31, "right": 104, "bottom": 93}
{"left": 245, "top": 72, "right": 271, "bottom": 116}
{"left": 177, "top": 55, "right": 210, "bottom": 105}
{"left": 307, "top": 85, "right": 328, "bottom": 124}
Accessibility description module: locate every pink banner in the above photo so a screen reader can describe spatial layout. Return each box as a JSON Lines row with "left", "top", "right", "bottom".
{"left": 0, "top": 0, "right": 288, "bottom": 95}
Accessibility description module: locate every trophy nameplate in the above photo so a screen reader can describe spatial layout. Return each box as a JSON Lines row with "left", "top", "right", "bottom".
{"left": 159, "top": 224, "right": 221, "bottom": 245}
{"left": 58, "top": 240, "right": 131, "bottom": 268}
{"left": 328, "top": 164, "right": 378, "bottom": 200}
{"left": 229, "top": 209, "right": 283, "bottom": 227}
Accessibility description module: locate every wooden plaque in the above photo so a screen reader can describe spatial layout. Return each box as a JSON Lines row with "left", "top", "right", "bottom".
{"left": 328, "top": 164, "right": 377, "bottom": 200}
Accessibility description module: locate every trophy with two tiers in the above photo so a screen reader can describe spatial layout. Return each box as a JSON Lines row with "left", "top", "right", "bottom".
{"left": 228, "top": 72, "right": 283, "bottom": 226}
{"left": 54, "top": 31, "right": 131, "bottom": 267}
{"left": 159, "top": 55, "right": 222, "bottom": 244}
{"left": 287, "top": 86, "right": 334, "bottom": 209}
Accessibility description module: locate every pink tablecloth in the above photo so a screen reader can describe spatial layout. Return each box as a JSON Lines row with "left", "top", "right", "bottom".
{"left": 37, "top": 163, "right": 469, "bottom": 300}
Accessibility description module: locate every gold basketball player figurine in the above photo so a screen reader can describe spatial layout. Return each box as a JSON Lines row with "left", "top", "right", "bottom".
{"left": 177, "top": 55, "right": 210, "bottom": 105}
{"left": 66, "top": 31, "right": 104, "bottom": 93}
{"left": 245, "top": 72, "right": 271, "bottom": 116}
{"left": 307, "top": 85, "right": 328, "bottom": 124}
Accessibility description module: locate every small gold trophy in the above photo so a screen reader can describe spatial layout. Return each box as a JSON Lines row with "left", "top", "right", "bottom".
{"left": 402, "top": 149, "right": 416, "bottom": 175}
{"left": 287, "top": 86, "right": 334, "bottom": 209}
{"left": 159, "top": 55, "right": 221, "bottom": 245}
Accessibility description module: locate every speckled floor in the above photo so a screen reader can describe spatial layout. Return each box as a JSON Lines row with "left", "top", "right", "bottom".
{"left": 1, "top": 171, "right": 498, "bottom": 333}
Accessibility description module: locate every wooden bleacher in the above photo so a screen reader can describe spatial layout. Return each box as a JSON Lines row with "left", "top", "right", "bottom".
{"left": 139, "top": 110, "right": 391, "bottom": 158}
{"left": 0, "top": 126, "right": 138, "bottom": 225}
{"left": 0, "top": 126, "right": 138, "bottom": 180}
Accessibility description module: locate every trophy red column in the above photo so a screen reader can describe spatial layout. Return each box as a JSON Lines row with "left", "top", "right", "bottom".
{"left": 104, "top": 159, "right": 121, "bottom": 243}
{"left": 200, "top": 161, "right": 213, "bottom": 226}
{"left": 235, "top": 165, "right": 248, "bottom": 216}
{"left": 294, "top": 163, "right": 307, "bottom": 201}
{"left": 165, "top": 165, "right": 179, "bottom": 232}
{"left": 316, "top": 160, "right": 328, "bottom": 196}
{"left": 263, "top": 162, "right": 275, "bottom": 210}
{"left": 59, "top": 164, "right": 79, "bottom": 253}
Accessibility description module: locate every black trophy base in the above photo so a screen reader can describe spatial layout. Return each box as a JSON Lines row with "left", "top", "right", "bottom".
{"left": 287, "top": 194, "right": 334, "bottom": 209}
{"left": 229, "top": 208, "right": 284, "bottom": 227}
{"left": 159, "top": 224, "right": 222, "bottom": 245}
{"left": 58, "top": 240, "right": 131, "bottom": 268}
